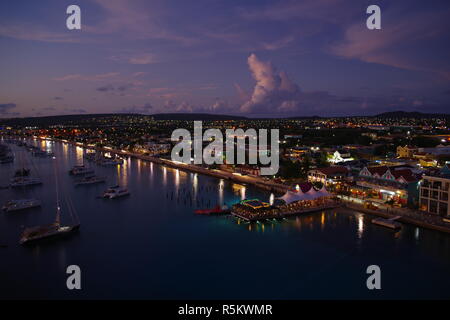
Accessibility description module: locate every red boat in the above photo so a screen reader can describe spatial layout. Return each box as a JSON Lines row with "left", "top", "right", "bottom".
{"left": 195, "top": 205, "right": 229, "bottom": 215}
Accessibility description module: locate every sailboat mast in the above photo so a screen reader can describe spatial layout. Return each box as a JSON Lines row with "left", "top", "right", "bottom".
{"left": 54, "top": 156, "right": 61, "bottom": 227}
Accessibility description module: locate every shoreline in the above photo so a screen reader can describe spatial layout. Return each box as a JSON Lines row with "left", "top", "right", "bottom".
{"left": 7, "top": 136, "right": 450, "bottom": 235}
{"left": 342, "top": 203, "right": 450, "bottom": 235}
{"left": 36, "top": 137, "right": 291, "bottom": 194}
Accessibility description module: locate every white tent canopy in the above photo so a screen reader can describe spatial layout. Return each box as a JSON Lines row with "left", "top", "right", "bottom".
{"left": 277, "top": 186, "right": 330, "bottom": 204}
{"left": 278, "top": 191, "right": 302, "bottom": 204}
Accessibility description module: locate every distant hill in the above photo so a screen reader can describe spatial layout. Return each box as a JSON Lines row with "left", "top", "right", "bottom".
{"left": 285, "top": 115, "right": 323, "bottom": 120}
{"left": 0, "top": 112, "right": 247, "bottom": 126}
{"left": 0, "top": 113, "right": 141, "bottom": 127}
{"left": 375, "top": 111, "right": 450, "bottom": 118}
{"left": 151, "top": 113, "right": 247, "bottom": 121}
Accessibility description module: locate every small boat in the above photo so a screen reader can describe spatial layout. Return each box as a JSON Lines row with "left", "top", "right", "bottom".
{"left": 195, "top": 205, "right": 230, "bottom": 215}
{"left": 69, "top": 165, "right": 94, "bottom": 176}
{"left": 371, "top": 217, "right": 402, "bottom": 230}
{"left": 10, "top": 177, "right": 43, "bottom": 188}
{"left": 103, "top": 185, "right": 130, "bottom": 199}
{"left": 32, "top": 150, "right": 47, "bottom": 157}
{"left": 2, "top": 199, "right": 41, "bottom": 212}
{"left": 75, "top": 175, "right": 106, "bottom": 186}
{"left": 98, "top": 158, "right": 124, "bottom": 166}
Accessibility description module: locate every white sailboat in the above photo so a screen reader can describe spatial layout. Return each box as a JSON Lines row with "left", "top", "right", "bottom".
{"left": 20, "top": 157, "right": 80, "bottom": 245}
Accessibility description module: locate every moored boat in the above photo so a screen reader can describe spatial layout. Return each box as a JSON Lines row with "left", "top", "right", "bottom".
{"left": 75, "top": 175, "right": 106, "bottom": 186}
{"left": 103, "top": 185, "right": 130, "bottom": 199}
{"left": 195, "top": 205, "right": 230, "bottom": 215}
{"left": 10, "top": 177, "right": 43, "bottom": 188}
{"left": 20, "top": 157, "right": 80, "bottom": 245}
{"left": 2, "top": 199, "right": 41, "bottom": 212}
{"left": 69, "top": 165, "right": 94, "bottom": 176}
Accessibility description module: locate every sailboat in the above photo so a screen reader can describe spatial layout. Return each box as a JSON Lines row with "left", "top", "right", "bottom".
{"left": 20, "top": 157, "right": 80, "bottom": 245}
{"left": 10, "top": 149, "right": 42, "bottom": 188}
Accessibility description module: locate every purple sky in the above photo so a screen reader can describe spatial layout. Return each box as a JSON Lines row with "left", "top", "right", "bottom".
{"left": 0, "top": 0, "right": 449, "bottom": 118}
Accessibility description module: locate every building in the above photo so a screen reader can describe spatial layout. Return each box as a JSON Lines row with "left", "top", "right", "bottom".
{"left": 308, "top": 166, "right": 349, "bottom": 186}
{"left": 328, "top": 150, "right": 353, "bottom": 164}
{"left": 397, "top": 145, "right": 418, "bottom": 158}
{"left": 355, "top": 165, "right": 421, "bottom": 207}
{"left": 235, "top": 165, "right": 261, "bottom": 176}
{"left": 419, "top": 166, "right": 450, "bottom": 217}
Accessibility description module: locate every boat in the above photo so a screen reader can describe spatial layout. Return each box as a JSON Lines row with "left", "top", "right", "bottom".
{"left": 14, "top": 168, "right": 30, "bottom": 177}
{"left": 69, "top": 165, "right": 94, "bottom": 176}
{"left": 83, "top": 153, "right": 96, "bottom": 161}
{"left": 0, "top": 155, "right": 14, "bottom": 164}
{"left": 20, "top": 222, "right": 80, "bottom": 245}
{"left": 10, "top": 177, "right": 43, "bottom": 188}
{"left": 32, "top": 149, "right": 52, "bottom": 157}
{"left": 195, "top": 205, "right": 230, "bottom": 215}
{"left": 20, "top": 158, "right": 80, "bottom": 245}
{"left": 2, "top": 199, "right": 41, "bottom": 212}
{"left": 98, "top": 158, "right": 124, "bottom": 166}
{"left": 371, "top": 217, "right": 402, "bottom": 230}
{"left": 75, "top": 175, "right": 106, "bottom": 186}
{"left": 103, "top": 185, "right": 130, "bottom": 199}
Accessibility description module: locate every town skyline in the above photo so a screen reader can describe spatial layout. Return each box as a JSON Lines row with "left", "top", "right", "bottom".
{"left": 1, "top": 0, "right": 450, "bottom": 118}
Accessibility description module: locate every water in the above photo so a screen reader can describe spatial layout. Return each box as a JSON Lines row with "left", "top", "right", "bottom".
{"left": 1, "top": 139, "right": 450, "bottom": 299}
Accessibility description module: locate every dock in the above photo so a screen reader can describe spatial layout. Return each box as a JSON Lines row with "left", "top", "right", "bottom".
{"left": 231, "top": 203, "right": 341, "bottom": 222}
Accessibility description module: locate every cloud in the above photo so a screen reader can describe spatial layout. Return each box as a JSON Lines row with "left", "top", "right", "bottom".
{"left": 0, "top": 23, "right": 83, "bottom": 43}
{"left": 110, "top": 52, "right": 159, "bottom": 65}
{"left": 330, "top": 7, "right": 450, "bottom": 79}
{"left": 236, "top": 54, "right": 448, "bottom": 116}
{"left": 132, "top": 72, "right": 147, "bottom": 78}
{"left": 129, "top": 53, "right": 157, "bottom": 65}
{"left": 96, "top": 84, "right": 115, "bottom": 92}
{"left": 119, "top": 103, "right": 153, "bottom": 114}
{"left": 86, "top": 0, "right": 195, "bottom": 45}
{"left": 96, "top": 83, "right": 135, "bottom": 95}
{"left": 240, "top": 54, "right": 301, "bottom": 113}
{"left": 0, "top": 103, "right": 17, "bottom": 115}
{"left": 66, "top": 108, "right": 87, "bottom": 114}
{"left": 54, "top": 72, "right": 120, "bottom": 82}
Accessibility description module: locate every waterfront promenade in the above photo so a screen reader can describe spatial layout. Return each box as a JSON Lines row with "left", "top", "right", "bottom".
{"left": 37, "top": 137, "right": 291, "bottom": 194}
{"left": 340, "top": 196, "right": 450, "bottom": 234}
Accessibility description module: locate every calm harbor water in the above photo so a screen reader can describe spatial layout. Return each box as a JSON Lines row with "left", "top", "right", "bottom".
{"left": 1, "top": 139, "right": 450, "bottom": 299}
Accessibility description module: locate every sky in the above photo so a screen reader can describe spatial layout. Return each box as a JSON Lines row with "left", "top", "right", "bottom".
{"left": 0, "top": 0, "right": 449, "bottom": 118}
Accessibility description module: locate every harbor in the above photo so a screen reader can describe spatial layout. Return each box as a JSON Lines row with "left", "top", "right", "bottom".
{"left": 1, "top": 138, "right": 450, "bottom": 299}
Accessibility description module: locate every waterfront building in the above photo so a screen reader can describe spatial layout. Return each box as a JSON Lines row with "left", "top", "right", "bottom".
{"left": 419, "top": 166, "right": 450, "bottom": 217}
{"left": 307, "top": 166, "right": 349, "bottom": 186}
{"left": 355, "top": 166, "right": 421, "bottom": 207}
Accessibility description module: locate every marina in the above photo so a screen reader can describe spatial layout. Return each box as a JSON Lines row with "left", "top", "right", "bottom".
{"left": 0, "top": 138, "right": 450, "bottom": 299}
